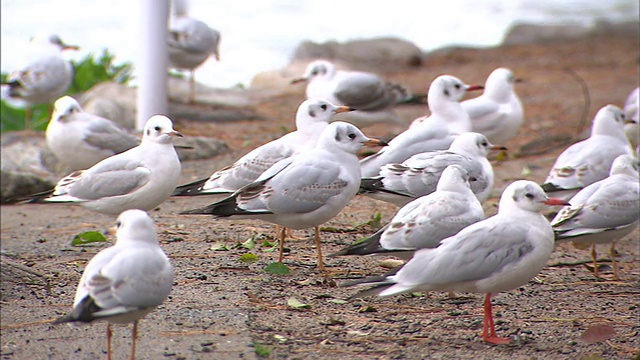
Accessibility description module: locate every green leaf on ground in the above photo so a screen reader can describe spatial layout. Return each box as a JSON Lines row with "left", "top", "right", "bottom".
{"left": 210, "top": 242, "right": 230, "bottom": 251}
{"left": 239, "top": 237, "right": 256, "bottom": 250}
{"left": 71, "top": 231, "right": 108, "bottom": 246}
{"left": 253, "top": 343, "right": 272, "bottom": 357}
{"left": 287, "top": 297, "right": 311, "bottom": 309}
{"left": 238, "top": 253, "right": 259, "bottom": 263}
{"left": 264, "top": 262, "right": 290, "bottom": 275}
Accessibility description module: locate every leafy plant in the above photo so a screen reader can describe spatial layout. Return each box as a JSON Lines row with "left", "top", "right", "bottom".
{"left": 264, "top": 262, "right": 290, "bottom": 275}
{"left": 1, "top": 49, "right": 133, "bottom": 133}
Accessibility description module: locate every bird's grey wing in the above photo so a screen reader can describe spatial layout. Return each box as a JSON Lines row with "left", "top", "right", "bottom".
{"left": 239, "top": 158, "right": 349, "bottom": 214}
{"left": 66, "top": 157, "right": 151, "bottom": 200}
{"left": 334, "top": 73, "right": 394, "bottom": 110}
{"left": 83, "top": 117, "right": 140, "bottom": 153}
{"left": 395, "top": 220, "right": 534, "bottom": 285}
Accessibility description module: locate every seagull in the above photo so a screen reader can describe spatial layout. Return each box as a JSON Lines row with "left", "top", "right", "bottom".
{"left": 181, "top": 121, "right": 387, "bottom": 270}
{"left": 541, "top": 104, "right": 634, "bottom": 200}
{"left": 551, "top": 154, "right": 640, "bottom": 279}
{"left": 52, "top": 209, "right": 174, "bottom": 360}
{"left": 360, "top": 132, "right": 505, "bottom": 206}
{"left": 11, "top": 115, "right": 182, "bottom": 215}
{"left": 462, "top": 67, "right": 525, "bottom": 145}
{"left": 173, "top": 99, "right": 354, "bottom": 196}
{"left": 331, "top": 164, "right": 484, "bottom": 260}
{"left": 290, "top": 59, "right": 427, "bottom": 127}
{"left": 4, "top": 34, "right": 79, "bottom": 125}
{"left": 343, "top": 180, "right": 569, "bottom": 344}
{"left": 46, "top": 96, "right": 140, "bottom": 170}
{"left": 623, "top": 87, "right": 639, "bottom": 150}
{"left": 168, "top": 5, "right": 221, "bottom": 104}
{"left": 359, "top": 75, "right": 483, "bottom": 177}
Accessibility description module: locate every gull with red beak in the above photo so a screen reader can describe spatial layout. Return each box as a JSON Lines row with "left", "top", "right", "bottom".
{"left": 10, "top": 115, "right": 183, "bottom": 215}
{"left": 344, "top": 180, "right": 569, "bottom": 344}
{"left": 360, "top": 75, "right": 484, "bottom": 177}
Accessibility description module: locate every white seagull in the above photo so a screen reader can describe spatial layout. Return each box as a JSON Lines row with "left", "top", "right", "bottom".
{"left": 623, "top": 87, "right": 639, "bottom": 150}
{"left": 46, "top": 96, "right": 140, "bottom": 170}
{"left": 172, "top": 99, "right": 354, "bottom": 196}
{"left": 290, "top": 59, "right": 427, "bottom": 127}
{"left": 541, "top": 104, "right": 634, "bottom": 200}
{"left": 343, "top": 180, "right": 569, "bottom": 344}
{"left": 5, "top": 34, "right": 78, "bottom": 124}
{"left": 331, "top": 164, "right": 484, "bottom": 259}
{"left": 181, "top": 121, "right": 386, "bottom": 269}
{"left": 53, "top": 209, "right": 174, "bottom": 360}
{"left": 551, "top": 154, "right": 640, "bottom": 279}
{"left": 360, "top": 132, "right": 505, "bottom": 206}
{"left": 13, "top": 115, "right": 182, "bottom": 215}
{"left": 359, "top": 75, "right": 483, "bottom": 177}
{"left": 462, "top": 67, "right": 525, "bottom": 145}
{"left": 168, "top": 5, "right": 221, "bottom": 104}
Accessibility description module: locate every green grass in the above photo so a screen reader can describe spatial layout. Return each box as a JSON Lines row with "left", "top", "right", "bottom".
{"left": 1, "top": 49, "right": 133, "bottom": 133}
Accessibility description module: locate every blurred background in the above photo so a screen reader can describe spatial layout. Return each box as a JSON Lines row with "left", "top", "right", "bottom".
{"left": 1, "top": 0, "right": 637, "bottom": 89}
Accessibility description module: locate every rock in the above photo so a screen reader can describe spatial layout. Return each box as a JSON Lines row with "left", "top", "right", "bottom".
{"left": 0, "top": 132, "right": 68, "bottom": 203}
{"left": 80, "top": 82, "right": 137, "bottom": 129}
{"left": 291, "top": 37, "right": 424, "bottom": 72}
{"left": 502, "top": 20, "right": 639, "bottom": 45}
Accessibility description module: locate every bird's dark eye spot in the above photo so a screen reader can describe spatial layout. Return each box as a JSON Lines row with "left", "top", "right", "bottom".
{"left": 525, "top": 193, "right": 534, "bottom": 199}
{"left": 454, "top": 83, "right": 461, "bottom": 89}
{"left": 482, "top": 142, "right": 488, "bottom": 147}
{"left": 469, "top": 176, "right": 477, "bottom": 182}
{"left": 115, "top": 221, "right": 122, "bottom": 228}
{"left": 320, "top": 104, "right": 327, "bottom": 110}
{"left": 348, "top": 133, "right": 356, "bottom": 139}
{"left": 154, "top": 126, "right": 161, "bottom": 131}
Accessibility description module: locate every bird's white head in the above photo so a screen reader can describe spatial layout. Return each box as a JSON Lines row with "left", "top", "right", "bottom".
{"left": 317, "top": 121, "right": 386, "bottom": 154}
{"left": 292, "top": 60, "right": 336, "bottom": 84}
{"left": 436, "top": 164, "right": 473, "bottom": 192}
{"left": 483, "top": 67, "right": 516, "bottom": 100}
{"left": 113, "top": 209, "right": 159, "bottom": 245}
{"left": 591, "top": 104, "right": 628, "bottom": 140}
{"left": 500, "top": 180, "right": 569, "bottom": 213}
{"left": 296, "top": 98, "right": 354, "bottom": 130}
{"left": 52, "top": 96, "right": 83, "bottom": 123}
{"left": 428, "top": 75, "right": 483, "bottom": 108}
{"left": 142, "top": 115, "right": 183, "bottom": 144}
{"left": 450, "top": 132, "right": 506, "bottom": 157}
{"left": 609, "top": 154, "right": 640, "bottom": 178}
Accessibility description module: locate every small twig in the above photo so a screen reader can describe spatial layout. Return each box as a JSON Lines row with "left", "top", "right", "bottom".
{"left": 564, "top": 67, "right": 591, "bottom": 138}
{"left": 547, "top": 258, "right": 611, "bottom": 267}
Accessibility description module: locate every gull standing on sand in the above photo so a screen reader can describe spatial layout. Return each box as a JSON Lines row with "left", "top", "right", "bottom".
{"left": 541, "top": 104, "right": 634, "bottom": 200}
{"left": 46, "top": 96, "right": 140, "bottom": 170}
{"left": 181, "top": 122, "right": 387, "bottom": 270}
{"left": 168, "top": 3, "right": 221, "bottom": 104}
{"left": 53, "top": 210, "right": 174, "bottom": 360}
{"left": 12, "top": 115, "right": 182, "bottom": 215}
{"left": 462, "top": 67, "right": 524, "bottom": 144}
{"left": 4, "top": 34, "right": 78, "bottom": 124}
{"left": 172, "top": 99, "right": 354, "bottom": 196}
{"left": 360, "top": 132, "right": 505, "bottom": 206}
{"left": 331, "top": 164, "right": 484, "bottom": 260}
{"left": 343, "top": 180, "right": 569, "bottom": 344}
{"left": 290, "top": 59, "right": 426, "bottom": 127}
{"left": 359, "top": 75, "right": 483, "bottom": 177}
{"left": 551, "top": 154, "right": 639, "bottom": 279}
{"left": 623, "top": 87, "right": 639, "bottom": 150}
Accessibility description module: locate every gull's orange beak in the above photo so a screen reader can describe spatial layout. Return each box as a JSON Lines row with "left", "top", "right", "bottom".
{"left": 362, "top": 138, "right": 388, "bottom": 147}
{"left": 489, "top": 144, "right": 508, "bottom": 151}
{"left": 169, "top": 130, "right": 184, "bottom": 137}
{"left": 543, "top": 198, "right": 570, "bottom": 206}
{"left": 291, "top": 77, "right": 307, "bottom": 84}
{"left": 335, "top": 106, "right": 356, "bottom": 114}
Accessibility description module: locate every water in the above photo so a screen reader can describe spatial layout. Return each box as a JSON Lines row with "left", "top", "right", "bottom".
{"left": 1, "top": 0, "right": 637, "bottom": 89}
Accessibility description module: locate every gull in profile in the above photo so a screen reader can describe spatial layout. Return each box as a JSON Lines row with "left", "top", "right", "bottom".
{"left": 359, "top": 75, "right": 483, "bottom": 177}
{"left": 11, "top": 115, "right": 182, "bottom": 215}
{"left": 343, "top": 180, "right": 568, "bottom": 344}
{"left": 181, "top": 121, "right": 387, "bottom": 270}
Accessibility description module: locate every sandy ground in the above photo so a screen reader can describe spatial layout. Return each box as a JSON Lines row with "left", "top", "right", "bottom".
{"left": 1, "top": 30, "right": 639, "bottom": 359}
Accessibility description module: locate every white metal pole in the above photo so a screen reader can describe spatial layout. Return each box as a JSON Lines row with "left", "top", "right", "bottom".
{"left": 136, "top": 0, "right": 170, "bottom": 130}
